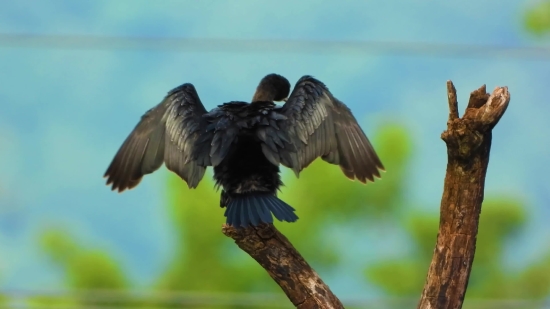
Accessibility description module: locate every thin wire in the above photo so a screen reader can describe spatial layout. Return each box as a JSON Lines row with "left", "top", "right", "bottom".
{"left": 1, "top": 33, "right": 550, "bottom": 60}
{"left": 1, "top": 289, "right": 549, "bottom": 308}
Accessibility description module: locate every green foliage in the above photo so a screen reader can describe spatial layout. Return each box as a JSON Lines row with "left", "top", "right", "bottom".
{"left": 37, "top": 229, "right": 129, "bottom": 307}
{"left": 524, "top": 1, "right": 550, "bottom": 35}
{"left": 156, "top": 173, "right": 278, "bottom": 294}
{"left": 41, "top": 229, "right": 128, "bottom": 290}
{"left": 155, "top": 122, "right": 412, "bottom": 296}
{"left": 36, "top": 121, "right": 550, "bottom": 308}
{"left": 363, "top": 132, "right": 550, "bottom": 304}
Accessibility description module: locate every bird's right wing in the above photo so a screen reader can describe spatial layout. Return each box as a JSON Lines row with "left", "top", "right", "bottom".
{"left": 104, "top": 84, "right": 209, "bottom": 192}
{"left": 263, "top": 75, "right": 384, "bottom": 183}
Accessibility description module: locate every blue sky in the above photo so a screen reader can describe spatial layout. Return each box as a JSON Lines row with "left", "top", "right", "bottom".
{"left": 0, "top": 0, "right": 549, "bottom": 295}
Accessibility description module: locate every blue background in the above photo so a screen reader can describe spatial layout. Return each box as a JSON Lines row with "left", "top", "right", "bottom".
{"left": 0, "top": 0, "right": 548, "bottom": 298}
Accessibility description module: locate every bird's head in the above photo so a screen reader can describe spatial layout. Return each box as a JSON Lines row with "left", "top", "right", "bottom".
{"left": 252, "top": 73, "right": 291, "bottom": 103}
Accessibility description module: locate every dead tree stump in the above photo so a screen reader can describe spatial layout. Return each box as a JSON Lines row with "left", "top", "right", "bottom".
{"left": 417, "top": 82, "right": 510, "bottom": 309}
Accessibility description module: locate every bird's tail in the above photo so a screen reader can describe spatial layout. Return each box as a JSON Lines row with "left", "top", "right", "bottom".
{"left": 224, "top": 194, "right": 298, "bottom": 228}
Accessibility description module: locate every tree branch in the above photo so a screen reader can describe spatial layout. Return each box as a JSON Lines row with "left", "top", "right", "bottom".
{"left": 222, "top": 224, "right": 344, "bottom": 309}
{"left": 417, "top": 81, "right": 511, "bottom": 309}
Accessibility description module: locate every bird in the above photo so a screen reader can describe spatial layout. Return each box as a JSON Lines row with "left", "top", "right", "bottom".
{"left": 104, "top": 73, "right": 385, "bottom": 228}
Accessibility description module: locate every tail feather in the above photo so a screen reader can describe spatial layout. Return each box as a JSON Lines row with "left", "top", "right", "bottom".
{"left": 242, "top": 199, "right": 250, "bottom": 224}
{"left": 256, "top": 199, "right": 272, "bottom": 223}
{"left": 265, "top": 196, "right": 288, "bottom": 221}
{"left": 247, "top": 200, "right": 260, "bottom": 226}
{"left": 225, "top": 203, "right": 240, "bottom": 227}
{"left": 226, "top": 194, "right": 299, "bottom": 228}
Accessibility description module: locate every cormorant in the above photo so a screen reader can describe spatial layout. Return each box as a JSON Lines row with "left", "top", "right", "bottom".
{"left": 104, "top": 74, "right": 384, "bottom": 228}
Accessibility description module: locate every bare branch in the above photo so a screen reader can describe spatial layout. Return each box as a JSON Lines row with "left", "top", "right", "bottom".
{"left": 417, "top": 82, "right": 511, "bottom": 309}
{"left": 223, "top": 224, "right": 344, "bottom": 309}
{"left": 446, "top": 81, "right": 459, "bottom": 120}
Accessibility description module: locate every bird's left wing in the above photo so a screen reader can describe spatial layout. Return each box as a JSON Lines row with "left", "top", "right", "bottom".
{"left": 104, "top": 83, "right": 209, "bottom": 192}
{"left": 260, "top": 75, "right": 384, "bottom": 183}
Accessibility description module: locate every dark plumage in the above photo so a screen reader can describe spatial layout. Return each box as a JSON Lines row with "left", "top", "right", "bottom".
{"left": 104, "top": 74, "right": 384, "bottom": 228}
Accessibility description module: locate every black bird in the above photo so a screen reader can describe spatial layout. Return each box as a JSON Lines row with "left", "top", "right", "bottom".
{"left": 104, "top": 74, "right": 384, "bottom": 228}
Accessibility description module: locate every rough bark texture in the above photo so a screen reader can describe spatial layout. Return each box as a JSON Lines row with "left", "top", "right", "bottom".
{"left": 222, "top": 224, "right": 344, "bottom": 309}
{"left": 417, "top": 81, "right": 510, "bottom": 309}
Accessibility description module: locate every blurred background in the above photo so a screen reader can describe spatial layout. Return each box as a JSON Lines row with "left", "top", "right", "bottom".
{"left": 1, "top": 0, "right": 550, "bottom": 308}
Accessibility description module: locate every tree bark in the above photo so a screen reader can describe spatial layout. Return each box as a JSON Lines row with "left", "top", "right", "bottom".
{"left": 222, "top": 224, "right": 344, "bottom": 309}
{"left": 417, "top": 81, "right": 510, "bottom": 309}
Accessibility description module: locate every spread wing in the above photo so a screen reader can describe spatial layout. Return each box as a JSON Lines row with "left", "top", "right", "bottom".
{"left": 262, "top": 75, "right": 384, "bottom": 183}
{"left": 104, "top": 83, "right": 209, "bottom": 192}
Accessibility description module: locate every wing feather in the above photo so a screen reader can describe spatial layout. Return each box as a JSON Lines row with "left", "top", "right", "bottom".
{"left": 274, "top": 75, "right": 385, "bottom": 183}
{"left": 104, "top": 83, "right": 209, "bottom": 192}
